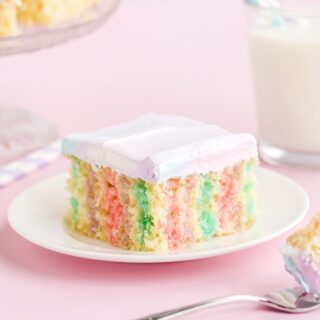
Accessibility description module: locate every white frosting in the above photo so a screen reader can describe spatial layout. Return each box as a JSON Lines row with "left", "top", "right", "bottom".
{"left": 62, "top": 114, "right": 258, "bottom": 182}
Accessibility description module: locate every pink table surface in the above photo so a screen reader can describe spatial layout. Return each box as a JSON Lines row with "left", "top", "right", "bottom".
{"left": 1, "top": 1, "right": 320, "bottom": 319}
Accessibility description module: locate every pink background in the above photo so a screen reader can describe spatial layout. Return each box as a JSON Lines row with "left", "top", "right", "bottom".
{"left": 1, "top": 1, "right": 320, "bottom": 319}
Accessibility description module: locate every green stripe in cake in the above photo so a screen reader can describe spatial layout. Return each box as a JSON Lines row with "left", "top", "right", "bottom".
{"left": 200, "top": 210, "right": 216, "bottom": 238}
{"left": 242, "top": 181, "right": 255, "bottom": 218}
{"left": 241, "top": 160, "right": 257, "bottom": 223}
{"left": 243, "top": 161, "right": 257, "bottom": 218}
{"left": 67, "top": 157, "right": 92, "bottom": 232}
{"left": 198, "top": 174, "right": 217, "bottom": 239}
{"left": 70, "top": 197, "right": 79, "bottom": 224}
{"left": 133, "top": 180, "right": 154, "bottom": 246}
{"left": 245, "top": 200, "right": 255, "bottom": 218}
{"left": 69, "top": 157, "right": 81, "bottom": 226}
{"left": 71, "top": 158, "right": 80, "bottom": 179}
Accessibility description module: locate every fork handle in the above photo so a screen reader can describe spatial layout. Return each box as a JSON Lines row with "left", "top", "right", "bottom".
{"left": 134, "top": 295, "right": 266, "bottom": 320}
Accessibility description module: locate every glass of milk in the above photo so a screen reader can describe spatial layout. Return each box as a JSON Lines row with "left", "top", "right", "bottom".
{"left": 245, "top": 0, "right": 320, "bottom": 166}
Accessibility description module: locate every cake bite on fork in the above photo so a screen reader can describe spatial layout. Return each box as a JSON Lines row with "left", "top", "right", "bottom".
{"left": 282, "top": 212, "right": 320, "bottom": 295}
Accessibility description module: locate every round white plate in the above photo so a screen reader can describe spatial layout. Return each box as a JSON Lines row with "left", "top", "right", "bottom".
{"left": 7, "top": 168, "right": 309, "bottom": 263}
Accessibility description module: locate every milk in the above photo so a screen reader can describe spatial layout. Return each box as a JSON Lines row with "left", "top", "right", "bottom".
{"left": 249, "top": 26, "right": 320, "bottom": 153}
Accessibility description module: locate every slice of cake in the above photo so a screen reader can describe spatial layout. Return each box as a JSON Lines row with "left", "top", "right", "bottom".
{"left": 62, "top": 114, "right": 259, "bottom": 252}
{"left": 282, "top": 213, "right": 320, "bottom": 295}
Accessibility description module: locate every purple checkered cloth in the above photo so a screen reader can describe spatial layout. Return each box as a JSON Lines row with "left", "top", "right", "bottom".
{"left": 0, "top": 140, "right": 61, "bottom": 189}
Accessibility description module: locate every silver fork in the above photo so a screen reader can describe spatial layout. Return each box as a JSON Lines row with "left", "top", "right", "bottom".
{"left": 134, "top": 287, "right": 320, "bottom": 320}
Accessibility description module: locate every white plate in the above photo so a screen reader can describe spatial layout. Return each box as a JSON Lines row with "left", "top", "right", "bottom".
{"left": 7, "top": 168, "right": 309, "bottom": 263}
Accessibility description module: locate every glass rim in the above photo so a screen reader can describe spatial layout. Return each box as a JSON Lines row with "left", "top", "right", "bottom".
{"left": 244, "top": 0, "right": 320, "bottom": 17}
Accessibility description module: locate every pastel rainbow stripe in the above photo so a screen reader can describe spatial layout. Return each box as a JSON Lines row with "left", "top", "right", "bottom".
{"left": 65, "top": 156, "right": 258, "bottom": 252}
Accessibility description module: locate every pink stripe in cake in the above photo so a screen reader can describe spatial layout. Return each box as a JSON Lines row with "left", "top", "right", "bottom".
{"left": 86, "top": 167, "right": 99, "bottom": 233}
{"left": 217, "top": 166, "right": 241, "bottom": 233}
{"left": 104, "top": 169, "right": 124, "bottom": 246}
{"left": 165, "top": 179, "right": 181, "bottom": 250}
{"left": 181, "top": 177, "right": 196, "bottom": 244}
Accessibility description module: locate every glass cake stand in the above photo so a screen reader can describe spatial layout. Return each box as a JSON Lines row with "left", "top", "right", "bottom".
{"left": 0, "top": 0, "right": 119, "bottom": 166}
{"left": 0, "top": 0, "right": 119, "bottom": 55}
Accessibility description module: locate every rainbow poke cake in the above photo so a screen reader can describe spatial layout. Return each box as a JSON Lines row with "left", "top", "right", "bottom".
{"left": 62, "top": 114, "right": 259, "bottom": 252}
{"left": 283, "top": 213, "right": 320, "bottom": 295}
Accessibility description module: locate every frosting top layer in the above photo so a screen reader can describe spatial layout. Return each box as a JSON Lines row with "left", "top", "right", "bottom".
{"left": 62, "top": 114, "right": 258, "bottom": 182}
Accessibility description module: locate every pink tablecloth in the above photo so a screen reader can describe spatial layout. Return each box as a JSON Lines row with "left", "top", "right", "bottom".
{"left": 1, "top": 1, "right": 320, "bottom": 319}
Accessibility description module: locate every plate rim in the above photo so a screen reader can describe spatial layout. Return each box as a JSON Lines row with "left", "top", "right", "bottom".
{"left": 7, "top": 167, "right": 310, "bottom": 263}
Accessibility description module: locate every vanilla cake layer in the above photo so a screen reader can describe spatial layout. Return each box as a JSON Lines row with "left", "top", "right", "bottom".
{"left": 65, "top": 156, "right": 258, "bottom": 251}
{"left": 62, "top": 114, "right": 259, "bottom": 252}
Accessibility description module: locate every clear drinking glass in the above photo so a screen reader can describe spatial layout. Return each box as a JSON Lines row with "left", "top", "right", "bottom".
{"left": 244, "top": 0, "right": 320, "bottom": 167}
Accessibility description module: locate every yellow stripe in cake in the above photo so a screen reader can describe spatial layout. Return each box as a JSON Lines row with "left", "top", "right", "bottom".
{"left": 115, "top": 175, "right": 133, "bottom": 249}
{"left": 188, "top": 175, "right": 203, "bottom": 242}
{"left": 128, "top": 180, "right": 142, "bottom": 250}
{"left": 66, "top": 157, "right": 91, "bottom": 235}
{"left": 239, "top": 159, "right": 258, "bottom": 229}
{"left": 92, "top": 167, "right": 107, "bottom": 241}
{"left": 179, "top": 175, "right": 199, "bottom": 246}
{"left": 145, "top": 182, "right": 169, "bottom": 252}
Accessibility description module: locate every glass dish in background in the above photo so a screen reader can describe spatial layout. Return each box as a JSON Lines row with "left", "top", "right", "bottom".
{"left": 0, "top": 0, "right": 119, "bottom": 166}
{"left": 0, "top": 0, "right": 119, "bottom": 55}
{"left": 244, "top": 0, "right": 320, "bottom": 167}
{"left": 0, "top": 107, "right": 57, "bottom": 166}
